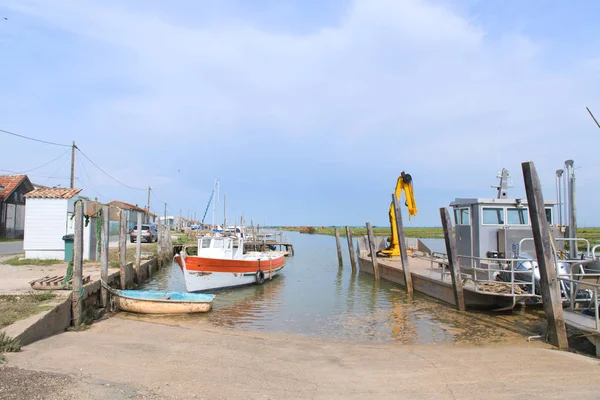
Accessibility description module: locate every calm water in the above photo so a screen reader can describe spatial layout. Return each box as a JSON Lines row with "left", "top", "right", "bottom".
{"left": 141, "top": 232, "right": 546, "bottom": 344}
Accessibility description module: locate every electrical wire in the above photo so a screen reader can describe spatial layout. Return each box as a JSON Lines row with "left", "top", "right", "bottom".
{"left": 76, "top": 147, "right": 145, "bottom": 191}
{"left": 0, "top": 128, "right": 71, "bottom": 147}
{"left": 0, "top": 168, "right": 70, "bottom": 179}
{"left": 76, "top": 156, "right": 105, "bottom": 198}
{"left": 41, "top": 155, "right": 70, "bottom": 186}
{"left": 1, "top": 149, "right": 71, "bottom": 174}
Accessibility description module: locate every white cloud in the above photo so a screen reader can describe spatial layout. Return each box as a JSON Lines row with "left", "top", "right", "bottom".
{"left": 1, "top": 0, "right": 598, "bottom": 224}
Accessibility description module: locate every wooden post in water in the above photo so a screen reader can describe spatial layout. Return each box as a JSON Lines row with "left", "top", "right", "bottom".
{"left": 365, "top": 222, "right": 380, "bottom": 280}
{"left": 345, "top": 226, "right": 357, "bottom": 273}
{"left": 135, "top": 212, "right": 142, "bottom": 283}
{"left": 522, "top": 161, "right": 568, "bottom": 349}
{"left": 334, "top": 228, "right": 343, "bottom": 267}
{"left": 393, "top": 193, "right": 413, "bottom": 294}
{"left": 100, "top": 205, "right": 110, "bottom": 308}
{"left": 119, "top": 209, "right": 127, "bottom": 289}
{"left": 440, "top": 207, "right": 465, "bottom": 311}
{"left": 72, "top": 200, "right": 84, "bottom": 327}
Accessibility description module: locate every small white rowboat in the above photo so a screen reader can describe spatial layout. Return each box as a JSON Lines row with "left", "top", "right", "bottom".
{"left": 113, "top": 289, "right": 215, "bottom": 314}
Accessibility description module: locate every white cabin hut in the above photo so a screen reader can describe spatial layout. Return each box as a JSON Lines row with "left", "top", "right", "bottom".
{"left": 23, "top": 188, "right": 97, "bottom": 261}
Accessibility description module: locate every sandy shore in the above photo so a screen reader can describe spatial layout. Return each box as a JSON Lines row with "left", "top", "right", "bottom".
{"left": 2, "top": 315, "right": 600, "bottom": 399}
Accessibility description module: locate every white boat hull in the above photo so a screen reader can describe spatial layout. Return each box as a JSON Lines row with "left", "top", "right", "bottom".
{"left": 183, "top": 266, "right": 284, "bottom": 292}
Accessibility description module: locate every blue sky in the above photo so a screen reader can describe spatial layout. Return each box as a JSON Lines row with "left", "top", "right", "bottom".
{"left": 0, "top": 0, "right": 599, "bottom": 227}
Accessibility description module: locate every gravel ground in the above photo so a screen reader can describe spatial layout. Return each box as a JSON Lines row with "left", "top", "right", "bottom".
{"left": 0, "top": 365, "right": 159, "bottom": 400}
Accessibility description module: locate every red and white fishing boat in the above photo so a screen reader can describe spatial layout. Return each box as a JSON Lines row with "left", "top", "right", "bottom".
{"left": 175, "top": 235, "right": 285, "bottom": 292}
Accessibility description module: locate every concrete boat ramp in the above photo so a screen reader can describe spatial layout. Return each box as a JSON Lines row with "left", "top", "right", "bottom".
{"left": 3, "top": 316, "right": 600, "bottom": 400}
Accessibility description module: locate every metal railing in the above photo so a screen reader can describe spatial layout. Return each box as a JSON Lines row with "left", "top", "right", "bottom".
{"left": 558, "top": 274, "right": 600, "bottom": 332}
{"left": 425, "top": 253, "right": 538, "bottom": 297}
{"left": 457, "top": 255, "right": 537, "bottom": 297}
{"left": 517, "top": 237, "right": 591, "bottom": 259}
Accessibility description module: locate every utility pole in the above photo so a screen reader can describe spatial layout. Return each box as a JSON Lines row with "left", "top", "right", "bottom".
{"left": 164, "top": 203, "right": 167, "bottom": 231}
{"left": 147, "top": 186, "right": 151, "bottom": 212}
{"left": 70, "top": 141, "right": 76, "bottom": 189}
{"left": 224, "top": 195, "right": 226, "bottom": 230}
{"left": 179, "top": 208, "right": 182, "bottom": 231}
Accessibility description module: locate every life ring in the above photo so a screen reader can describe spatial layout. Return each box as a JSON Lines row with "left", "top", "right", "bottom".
{"left": 256, "top": 270, "right": 265, "bottom": 285}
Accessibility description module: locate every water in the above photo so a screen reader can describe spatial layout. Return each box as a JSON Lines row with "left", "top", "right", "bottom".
{"left": 141, "top": 232, "right": 546, "bottom": 344}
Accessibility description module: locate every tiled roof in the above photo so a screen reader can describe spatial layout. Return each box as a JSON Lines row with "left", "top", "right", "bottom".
{"left": 0, "top": 175, "right": 28, "bottom": 202}
{"left": 25, "top": 188, "right": 82, "bottom": 199}
{"left": 108, "top": 200, "right": 147, "bottom": 212}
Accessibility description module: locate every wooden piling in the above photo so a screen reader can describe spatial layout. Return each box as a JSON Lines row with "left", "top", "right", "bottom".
{"left": 393, "top": 193, "right": 413, "bottom": 294}
{"left": 72, "top": 200, "right": 84, "bottom": 327}
{"left": 440, "top": 207, "right": 465, "bottom": 311}
{"left": 365, "top": 222, "right": 380, "bottom": 280}
{"left": 522, "top": 161, "right": 568, "bottom": 349}
{"left": 334, "top": 228, "right": 343, "bottom": 267}
{"left": 135, "top": 212, "right": 142, "bottom": 282}
{"left": 119, "top": 209, "right": 127, "bottom": 289}
{"left": 345, "top": 226, "right": 357, "bottom": 273}
{"left": 100, "top": 205, "right": 110, "bottom": 308}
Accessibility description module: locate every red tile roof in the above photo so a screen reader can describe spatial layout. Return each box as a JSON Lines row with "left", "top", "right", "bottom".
{"left": 108, "top": 200, "right": 147, "bottom": 213}
{"left": 25, "top": 188, "right": 82, "bottom": 199}
{"left": 0, "top": 175, "right": 28, "bottom": 202}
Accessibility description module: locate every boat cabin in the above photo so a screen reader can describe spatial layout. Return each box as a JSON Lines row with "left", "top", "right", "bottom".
{"left": 198, "top": 236, "right": 243, "bottom": 260}
{"left": 450, "top": 197, "right": 557, "bottom": 267}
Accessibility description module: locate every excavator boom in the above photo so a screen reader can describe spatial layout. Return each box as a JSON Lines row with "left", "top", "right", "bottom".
{"left": 378, "top": 171, "right": 417, "bottom": 257}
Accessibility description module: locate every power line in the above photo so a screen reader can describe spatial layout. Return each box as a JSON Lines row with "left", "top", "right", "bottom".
{"left": 76, "top": 156, "right": 105, "bottom": 198}
{"left": 76, "top": 147, "right": 145, "bottom": 192}
{"left": 1, "top": 149, "right": 71, "bottom": 174}
{"left": 0, "top": 128, "right": 71, "bottom": 147}
{"left": 0, "top": 168, "right": 70, "bottom": 179}
{"left": 42, "top": 155, "right": 70, "bottom": 186}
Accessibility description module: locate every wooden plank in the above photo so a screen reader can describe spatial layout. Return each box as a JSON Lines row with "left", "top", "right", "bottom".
{"left": 393, "top": 193, "right": 413, "bottom": 294}
{"left": 345, "top": 226, "right": 357, "bottom": 273}
{"left": 119, "top": 209, "right": 128, "bottom": 289}
{"left": 365, "top": 222, "right": 380, "bottom": 280}
{"left": 72, "top": 200, "right": 84, "bottom": 328}
{"left": 101, "top": 205, "right": 110, "bottom": 308}
{"left": 135, "top": 212, "right": 142, "bottom": 283}
{"left": 522, "top": 161, "right": 568, "bottom": 349}
{"left": 334, "top": 228, "right": 343, "bottom": 267}
{"left": 440, "top": 207, "right": 465, "bottom": 311}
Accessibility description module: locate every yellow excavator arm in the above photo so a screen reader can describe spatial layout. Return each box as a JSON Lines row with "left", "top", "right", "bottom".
{"left": 378, "top": 171, "right": 417, "bottom": 257}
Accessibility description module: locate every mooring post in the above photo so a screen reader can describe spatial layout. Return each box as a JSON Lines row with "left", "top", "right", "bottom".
{"left": 522, "top": 161, "right": 569, "bottom": 349}
{"left": 119, "top": 209, "right": 127, "bottom": 289}
{"left": 365, "top": 222, "right": 380, "bottom": 280}
{"left": 345, "top": 226, "right": 357, "bottom": 273}
{"left": 440, "top": 207, "right": 465, "bottom": 311}
{"left": 393, "top": 193, "right": 413, "bottom": 294}
{"left": 334, "top": 228, "right": 343, "bottom": 267}
{"left": 72, "top": 200, "right": 84, "bottom": 327}
{"left": 135, "top": 212, "right": 142, "bottom": 283}
{"left": 100, "top": 205, "right": 110, "bottom": 308}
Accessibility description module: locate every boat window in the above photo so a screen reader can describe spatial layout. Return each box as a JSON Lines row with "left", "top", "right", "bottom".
{"left": 507, "top": 208, "right": 528, "bottom": 225}
{"left": 201, "top": 239, "right": 211, "bottom": 248}
{"left": 212, "top": 238, "right": 224, "bottom": 248}
{"left": 545, "top": 208, "right": 553, "bottom": 224}
{"left": 454, "top": 208, "right": 470, "bottom": 225}
{"left": 482, "top": 207, "right": 505, "bottom": 225}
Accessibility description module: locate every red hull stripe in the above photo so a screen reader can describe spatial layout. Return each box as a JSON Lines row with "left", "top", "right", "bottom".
{"left": 179, "top": 255, "right": 285, "bottom": 273}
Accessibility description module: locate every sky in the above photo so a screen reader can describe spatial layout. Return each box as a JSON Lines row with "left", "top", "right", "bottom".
{"left": 0, "top": 0, "right": 599, "bottom": 227}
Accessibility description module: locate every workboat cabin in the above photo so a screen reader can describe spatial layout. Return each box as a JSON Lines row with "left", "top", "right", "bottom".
{"left": 449, "top": 169, "right": 561, "bottom": 270}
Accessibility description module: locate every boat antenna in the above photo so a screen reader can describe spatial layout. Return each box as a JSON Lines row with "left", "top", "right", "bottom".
{"left": 201, "top": 179, "right": 219, "bottom": 227}
{"left": 586, "top": 107, "right": 600, "bottom": 130}
{"left": 491, "top": 168, "right": 512, "bottom": 199}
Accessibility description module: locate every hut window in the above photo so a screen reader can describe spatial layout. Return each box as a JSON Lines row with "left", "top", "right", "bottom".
{"left": 482, "top": 207, "right": 505, "bottom": 225}
{"left": 507, "top": 208, "right": 528, "bottom": 225}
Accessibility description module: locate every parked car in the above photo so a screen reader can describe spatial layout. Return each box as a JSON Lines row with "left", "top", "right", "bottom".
{"left": 130, "top": 225, "right": 158, "bottom": 243}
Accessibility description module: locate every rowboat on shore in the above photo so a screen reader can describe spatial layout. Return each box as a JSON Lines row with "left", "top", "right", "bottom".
{"left": 175, "top": 235, "right": 285, "bottom": 292}
{"left": 113, "top": 289, "right": 215, "bottom": 314}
